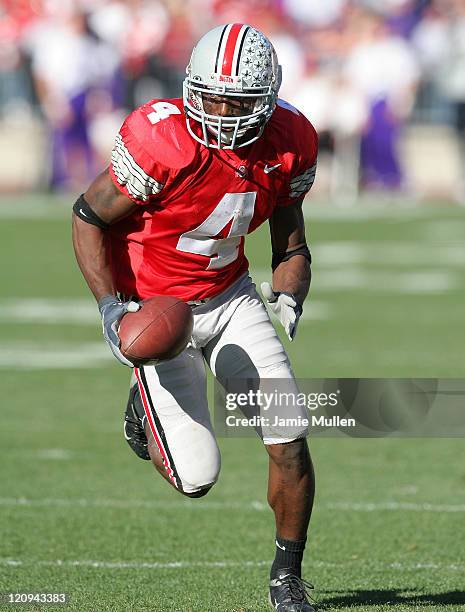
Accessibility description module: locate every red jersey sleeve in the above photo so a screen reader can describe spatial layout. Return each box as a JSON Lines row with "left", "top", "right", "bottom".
{"left": 275, "top": 100, "right": 318, "bottom": 208}
{"left": 110, "top": 110, "right": 169, "bottom": 205}
{"left": 110, "top": 99, "right": 198, "bottom": 205}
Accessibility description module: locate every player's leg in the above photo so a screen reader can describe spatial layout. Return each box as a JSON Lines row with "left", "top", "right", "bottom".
{"left": 266, "top": 439, "right": 315, "bottom": 610}
{"left": 204, "top": 279, "right": 315, "bottom": 609}
{"left": 124, "top": 345, "right": 221, "bottom": 498}
{"left": 265, "top": 438, "right": 315, "bottom": 562}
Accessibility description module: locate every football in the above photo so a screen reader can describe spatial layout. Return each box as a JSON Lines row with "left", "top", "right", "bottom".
{"left": 119, "top": 296, "right": 194, "bottom": 365}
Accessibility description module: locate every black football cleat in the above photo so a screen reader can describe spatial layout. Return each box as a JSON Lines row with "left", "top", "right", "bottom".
{"left": 124, "top": 384, "right": 150, "bottom": 460}
{"left": 269, "top": 569, "right": 315, "bottom": 611}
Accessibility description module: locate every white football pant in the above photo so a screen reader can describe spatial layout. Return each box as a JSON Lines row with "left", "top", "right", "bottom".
{"left": 132, "top": 273, "right": 308, "bottom": 495}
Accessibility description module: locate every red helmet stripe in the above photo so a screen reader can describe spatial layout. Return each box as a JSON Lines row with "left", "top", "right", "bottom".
{"left": 232, "top": 25, "right": 250, "bottom": 77}
{"left": 222, "top": 23, "right": 244, "bottom": 76}
{"left": 214, "top": 24, "right": 228, "bottom": 74}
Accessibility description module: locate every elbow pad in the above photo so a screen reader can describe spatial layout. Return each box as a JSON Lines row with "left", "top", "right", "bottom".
{"left": 272, "top": 244, "right": 311, "bottom": 272}
{"left": 73, "top": 194, "right": 110, "bottom": 230}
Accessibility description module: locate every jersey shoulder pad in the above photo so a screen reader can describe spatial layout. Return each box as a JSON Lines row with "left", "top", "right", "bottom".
{"left": 126, "top": 99, "right": 196, "bottom": 170}
{"left": 110, "top": 98, "right": 197, "bottom": 204}
{"left": 270, "top": 100, "right": 318, "bottom": 206}
{"left": 273, "top": 99, "right": 318, "bottom": 161}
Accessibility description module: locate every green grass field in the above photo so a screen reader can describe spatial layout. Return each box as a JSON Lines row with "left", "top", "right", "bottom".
{"left": 1, "top": 195, "right": 465, "bottom": 611}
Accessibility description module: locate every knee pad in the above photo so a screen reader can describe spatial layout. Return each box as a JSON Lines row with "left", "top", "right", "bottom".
{"left": 176, "top": 458, "right": 220, "bottom": 496}
{"left": 168, "top": 421, "right": 221, "bottom": 495}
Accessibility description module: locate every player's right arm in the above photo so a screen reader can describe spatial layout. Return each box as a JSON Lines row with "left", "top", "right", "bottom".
{"left": 72, "top": 168, "right": 137, "bottom": 302}
{"left": 73, "top": 100, "right": 183, "bottom": 366}
{"left": 72, "top": 169, "right": 141, "bottom": 367}
{"left": 73, "top": 98, "right": 189, "bottom": 301}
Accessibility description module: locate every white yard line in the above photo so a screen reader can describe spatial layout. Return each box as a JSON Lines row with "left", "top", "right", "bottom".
{"left": 0, "top": 204, "right": 70, "bottom": 220}
{"left": 0, "top": 559, "right": 268, "bottom": 570}
{"left": 253, "top": 268, "right": 460, "bottom": 293}
{"left": 326, "top": 501, "right": 465, "bottom": 513}
{"left": 0, "top": 198, "right": 445, "bottom": 221}
{"left": 0, "top": 299, "right": 98, "bottom": 324}
{"left": 303, "top": 202, "right": 458, "bottom": 221}
{"left": 0, "top": 297, "right": 329, "bottom": 324}
{"left": 0, "top": 557, "right": 463, "bottom": 573}
{"left": 0, "top": 497, "right": 267, "bottom": 512}
{"left": 33, "top": 449, "right": 74, "bottom": 460}
{"left": 312, "top": 242, "right": 465, "bottom": 267}
{"left": 1, "top": 497, "right": 465, "bottom": 513}
{"left": 0, "top": 343, "right": 112, "bottom": 369}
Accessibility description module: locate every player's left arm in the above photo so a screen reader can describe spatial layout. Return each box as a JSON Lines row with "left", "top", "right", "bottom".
{"left": 261, "top": 109, "right": 317, "bottom": 340}
{"left": 261, "top": 199, "right": 311, "bottom": 341}
{"left": 268, "top": 198, "right": 311, "bottom": 305}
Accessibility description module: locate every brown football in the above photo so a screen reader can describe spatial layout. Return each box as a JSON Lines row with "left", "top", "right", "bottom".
{"left": 119, "top": 296, "right": 193, "bottom": 366}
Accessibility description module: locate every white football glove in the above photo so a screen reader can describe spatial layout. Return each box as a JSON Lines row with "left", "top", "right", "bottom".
{"left": 98, "top": 295, "right": 140, "bottom": 367}
{"left": 261, "top": 282, "right": 303, "bottom": 342}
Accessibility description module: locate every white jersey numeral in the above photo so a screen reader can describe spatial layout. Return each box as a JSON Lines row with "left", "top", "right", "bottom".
{"left": 147, "top": 102, "right": 181, "bottom": 125}
{"left": 176, "top": 192, "right": 257, "bottom": 270}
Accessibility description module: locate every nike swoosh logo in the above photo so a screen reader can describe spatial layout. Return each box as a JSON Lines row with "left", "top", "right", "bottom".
{"left": 123, "top": 422, "right": 132, "bottom": 441}
{"left": 264, "top": 163, "right": 281, "bottom": 174}
{"left": 275, "top": 540, "right": 286, "bottom": 550}
{"left": 79, "top": 208, "right": 90, "bottom": 218}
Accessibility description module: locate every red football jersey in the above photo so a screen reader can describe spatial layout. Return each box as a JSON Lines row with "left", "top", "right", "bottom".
{"left": 108, "top": 98, "right": 318, "bottom": 301}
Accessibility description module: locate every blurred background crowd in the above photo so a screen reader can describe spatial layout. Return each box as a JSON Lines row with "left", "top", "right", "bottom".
{"left": 1, "top": 0, "right": 465, "bottom": 202}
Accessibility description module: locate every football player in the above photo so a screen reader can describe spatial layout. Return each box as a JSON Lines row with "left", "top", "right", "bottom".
{"left": 72, "top": 23, "right": 318, "bottom": 611}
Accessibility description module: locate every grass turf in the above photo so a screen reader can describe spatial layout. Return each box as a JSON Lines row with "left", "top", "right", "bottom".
{"left": 0, "top": 196, "right": 464, "bottom": 611}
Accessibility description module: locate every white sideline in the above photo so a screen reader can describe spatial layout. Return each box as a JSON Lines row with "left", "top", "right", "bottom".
{"left": 0, "top": 557, "right": 464, "bottom": 573}
{"left": 1, "top": 497, "right": 465, "bottom": 513}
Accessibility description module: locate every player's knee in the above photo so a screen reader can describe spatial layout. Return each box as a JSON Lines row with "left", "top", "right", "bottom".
{"left": 175, "top": 452, "right": 221, "bottom": 498}
{"left": 170, "top": 425, "right": 221, "bottom": 498}
{"left": 177, "top": 463, "right": 220, "bottom": 497}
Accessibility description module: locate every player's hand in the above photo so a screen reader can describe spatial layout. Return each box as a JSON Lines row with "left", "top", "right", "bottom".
{"left": 261, "top": 282, "right": 302, "bottom": 341}
{"left": 98, "top": 295, "right": 140, "bottom": 367}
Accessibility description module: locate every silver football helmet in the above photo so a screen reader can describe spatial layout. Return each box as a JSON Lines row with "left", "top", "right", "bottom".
{"left": 183, "top": 23, "right": 282, "bottom": 149}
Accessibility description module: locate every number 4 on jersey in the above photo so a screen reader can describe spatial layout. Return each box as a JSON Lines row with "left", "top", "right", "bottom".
{"left": 176, "top": 192, "right": 257, "bottom": 270}
{"left": 147, "top": 102, "right": 181, "bottom": 125}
